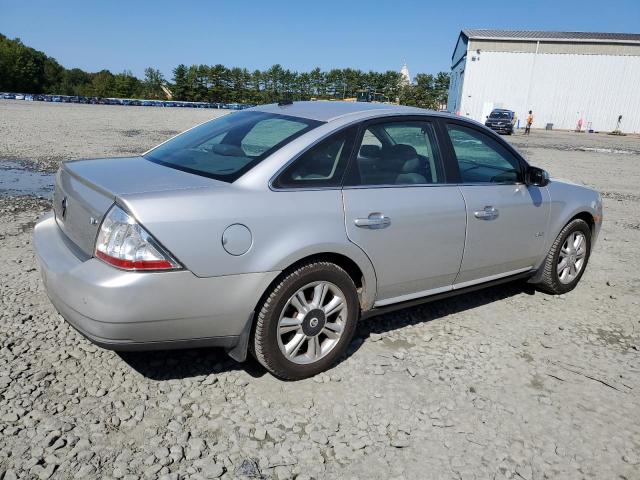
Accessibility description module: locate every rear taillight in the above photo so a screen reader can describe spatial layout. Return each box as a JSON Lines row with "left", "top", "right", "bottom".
{"left": 94, "top": 205, "right": 181, "bottom": 271}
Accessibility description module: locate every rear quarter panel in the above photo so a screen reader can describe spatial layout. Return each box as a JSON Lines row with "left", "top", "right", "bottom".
{"left": 119, "top": 186, "right": 378, "bottom": 308}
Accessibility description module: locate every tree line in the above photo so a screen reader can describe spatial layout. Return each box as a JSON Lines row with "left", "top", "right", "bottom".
{"left": 0, "top": 34, "right": 166, "bottom": 99}
{"left": 0, "top": 33, "right": 449, "bottom": 110}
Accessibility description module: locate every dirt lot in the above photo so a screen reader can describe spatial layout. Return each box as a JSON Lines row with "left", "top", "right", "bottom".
{"left": 0, "top": 100, "right": 222, "bottom": 171}
{"left": 1, "top": 100, "right": 639, "bottom": 480}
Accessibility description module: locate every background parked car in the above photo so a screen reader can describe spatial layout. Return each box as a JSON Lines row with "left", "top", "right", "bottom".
{"left": 485, "top": 109, "right": 516, "bottom": 135}
{"left": 0, "top": 91, "right": 253, "bottom": 111}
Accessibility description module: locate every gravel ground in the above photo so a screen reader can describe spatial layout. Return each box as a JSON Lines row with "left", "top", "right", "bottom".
{"left": 0, "top": 100, "right": 222, "bottom": 171}
{"left": 1, "top": 100, "right": 639, "bottom": 480}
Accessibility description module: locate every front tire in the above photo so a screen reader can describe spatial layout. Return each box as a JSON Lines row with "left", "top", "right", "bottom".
{"left": 538, "top": 219, "right": 591, "bottom": 294}
{"left": 252, "top": 261, "right": 359, "bottom": 380}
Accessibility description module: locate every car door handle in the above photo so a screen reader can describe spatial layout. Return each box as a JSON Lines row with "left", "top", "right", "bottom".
{"left": 354, "top": 212, "right": 391, "bottom": 229}
{"left": 474, "top": 206, "right": 499, "bottom": 220}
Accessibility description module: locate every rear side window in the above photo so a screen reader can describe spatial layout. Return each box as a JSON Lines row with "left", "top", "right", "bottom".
{"left": 144, "top": 111, "right": 321, "bottom": 182}
{"left": 274, "top": 127, "right": 357, "bottom": 188}
{"left": 446, "top": 124, "right": 521, "bottom": 183}
{"left": 346, "top": 121, "right": 444, "bottom": 186}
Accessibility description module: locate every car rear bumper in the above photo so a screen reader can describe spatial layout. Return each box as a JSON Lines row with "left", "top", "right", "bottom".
{"left": 34, "top": 213, "right": 279, "bottom": 351}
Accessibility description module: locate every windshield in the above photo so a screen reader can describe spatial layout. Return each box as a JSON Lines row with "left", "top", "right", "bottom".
{"left": 489, "top": 111, "right": 512, "bottom": 119}
{"left": 144, "top": 111, "right": 322, "bottom": 182}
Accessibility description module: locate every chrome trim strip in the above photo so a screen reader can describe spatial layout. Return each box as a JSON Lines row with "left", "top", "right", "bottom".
{"left": 268, "top": 181, "right": 528, "bottom": 193}
{"left": 342, "top": 183, "right": 446, "bottom": 190}
{"left": 374, "top": 285, "right": 452, "bottom": 307}
{"left": 452, "top": 267, "right": 534, "bottom": 290}
{"left": 373, "top": 267, "right": 534, "bottom": 307}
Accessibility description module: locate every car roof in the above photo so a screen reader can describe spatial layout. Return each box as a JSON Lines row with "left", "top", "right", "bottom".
{"left": 249, "top": 101, "right": 448, "bottom": 123}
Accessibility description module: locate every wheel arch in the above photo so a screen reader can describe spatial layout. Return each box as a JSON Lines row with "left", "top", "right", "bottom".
{"left": 256, "top": 250, "right": 376, "bottom": 314}
{"left": 548, "top": 210, "right": 596, "bottom": 253}
{"left": 569, "top": 211, "right": 595, "bottom": 233}
{"left": 225, "top": 250, "right": 375, "bottom": 363}
{"left": 529, "top": 210, "right": 596, "bottom": 285}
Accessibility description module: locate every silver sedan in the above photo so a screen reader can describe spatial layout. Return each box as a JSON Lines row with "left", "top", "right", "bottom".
{"left": 34, "top": 101, "right": 603, "bottom": 379}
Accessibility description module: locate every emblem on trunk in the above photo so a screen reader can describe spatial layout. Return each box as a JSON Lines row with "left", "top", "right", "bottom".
{"left": 61, "top": 196, "right": 68, "bottom": 219}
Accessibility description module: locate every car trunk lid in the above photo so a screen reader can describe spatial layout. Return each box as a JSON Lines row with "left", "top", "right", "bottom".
{"left": 53, "top": 156, "right": 221, "bottom": 255}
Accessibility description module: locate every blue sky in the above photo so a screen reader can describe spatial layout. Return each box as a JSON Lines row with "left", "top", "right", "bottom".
{"left": 1, "top": 0, "right": 639, "bottom": 79}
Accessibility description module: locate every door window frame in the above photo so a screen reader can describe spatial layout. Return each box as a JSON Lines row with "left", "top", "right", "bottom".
{"left": 342, "top": 115, "right": 451, "bottom": 190}
{"left": 439, "top": 119, "right": 531, "bottom": 185}
{"left": 269, "top": 115, "right": 530, "bottom": 191}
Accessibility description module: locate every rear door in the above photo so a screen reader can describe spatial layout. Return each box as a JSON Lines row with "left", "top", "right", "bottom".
{"left": 342, "top": 117, "right": 466, "bottom": 305}
{"left": 442, "top": 121, "right": 550, "bottom": 286}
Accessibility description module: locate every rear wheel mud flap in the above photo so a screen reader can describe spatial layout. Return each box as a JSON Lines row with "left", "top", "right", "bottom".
{"left": 225, "top": 312, "right": 254, "bottom": 363}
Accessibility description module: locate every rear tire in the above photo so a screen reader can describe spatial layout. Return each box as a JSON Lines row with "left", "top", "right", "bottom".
{"left": 537, "top": 219, "right": 591, "bottom": 294}
{"left": 252, "top": 261, "right": 359, "bottom": 380}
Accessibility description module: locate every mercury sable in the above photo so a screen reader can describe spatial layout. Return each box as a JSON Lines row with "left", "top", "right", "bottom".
{"left": 34, "top": 101, "right": 602, "bottom": 379}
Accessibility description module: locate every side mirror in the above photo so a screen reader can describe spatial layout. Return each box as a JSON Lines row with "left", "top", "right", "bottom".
{"left": 525, "top": 166, "right": 550, "bottom": 187}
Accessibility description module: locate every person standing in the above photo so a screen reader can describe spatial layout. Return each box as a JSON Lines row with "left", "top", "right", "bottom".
{"left": 524, "top": 110, "right": 534, "bottom": 135}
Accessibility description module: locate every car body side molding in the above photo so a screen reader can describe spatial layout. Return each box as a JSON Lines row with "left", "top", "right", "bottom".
{"left": 362, "top": 269, "right": 534, "bottom": 320}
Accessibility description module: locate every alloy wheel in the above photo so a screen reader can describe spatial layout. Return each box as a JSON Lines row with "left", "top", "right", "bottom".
{"left": 276, "top": 281, "right": 347, "bottom": 364}
{"left": 557, "top": 231, "right": 587, "bottom": 284}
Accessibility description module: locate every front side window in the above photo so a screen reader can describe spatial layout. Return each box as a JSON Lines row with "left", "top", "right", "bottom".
{"left": 446, "top": 124, "right": 521, "bottom": 183}
{"left": 274, "top": 127, "right": 357, "bottom": 188}
{"left": 346, "top": 121, "right": 443, "bottom": 186}
{"left": 144, "top": 111, "right": 321, "bottom": 182}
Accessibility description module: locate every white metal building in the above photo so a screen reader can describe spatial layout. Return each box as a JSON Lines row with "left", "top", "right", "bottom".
{"left": 447, "top": 30, "right": 640, "bottom": 133}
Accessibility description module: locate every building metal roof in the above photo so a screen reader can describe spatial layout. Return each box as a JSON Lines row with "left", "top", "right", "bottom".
{"left": 462, "top": 29, "right": 640, "bottom": 44}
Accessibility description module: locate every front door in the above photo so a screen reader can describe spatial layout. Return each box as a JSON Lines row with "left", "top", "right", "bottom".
{"left": 342, "top": 118, "right": 467, "bottom": 305}
{"left": 443, "top": 122, "right": 550, "bottom": 286}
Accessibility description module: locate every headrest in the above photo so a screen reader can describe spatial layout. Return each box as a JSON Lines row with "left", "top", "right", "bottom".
{"left": 359, "top": 144, "right": 381, "bottom": 158}
{"left": 402, "top": 157, "right": 421, "bottom": 173}
{"left": 210, "top": 143, "right": 246, "bottom": 157}
{"left": 387, "top": 144, "right": 418, "bottom": 160}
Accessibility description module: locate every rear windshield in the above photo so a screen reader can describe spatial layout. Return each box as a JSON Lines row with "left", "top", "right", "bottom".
{"left": 489, "top": 111, "right": 512, "bottom": 119}
{"left": 144, "top": 111, "right": 322, "bottom": 182}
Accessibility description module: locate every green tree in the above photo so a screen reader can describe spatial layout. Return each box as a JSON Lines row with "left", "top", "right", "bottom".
{"left": 64, "top": 68, "right": 92, "bottom": 95}
{"left": 113, "top": 70, "right": 142, "bottom": 98}
{"left": 90, "top": 70, "right": 116, "bottom": 97}
{"left": 248, "top": 69, "right": 264, "bottom": 103}
{"left": 143, "top": 67, "right": 165, "bottom": 99}
{"left": 399, "top": 72, "right": 450, "bottom": 110}
{"left": 208, "top": 64, "right": 229, "bottom": 102}
{"left": 0, "top": 35, "right": 45, "bottom": 92}
{"left": 433, "top": 71, "right": 450, "bottom": 109}
{"left": 171, "top": 64, "right": 189, "bottom": 100}
{"left": 309, "top": 67, "right": 325, "bottom": 98}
